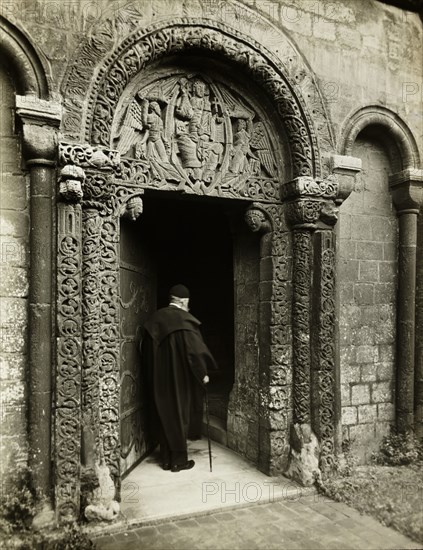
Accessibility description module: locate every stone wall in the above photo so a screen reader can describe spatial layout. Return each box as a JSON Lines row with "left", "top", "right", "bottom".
{"left": 0, "top": 66, "right": 29, "bottom": 482}
{"left": 339, "top": 135, "right": 398, "bottom": 460}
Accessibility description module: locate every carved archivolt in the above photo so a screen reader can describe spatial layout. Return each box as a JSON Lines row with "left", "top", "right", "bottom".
{"left": 61, "top": 20, "right": 322, "bottom": 180}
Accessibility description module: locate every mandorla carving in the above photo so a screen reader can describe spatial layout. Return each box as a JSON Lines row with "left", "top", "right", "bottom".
{"left": 112, "top": 74, "right": 279, "bottom": 197}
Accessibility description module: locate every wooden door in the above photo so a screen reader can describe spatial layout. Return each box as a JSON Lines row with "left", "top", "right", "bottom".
{"left": 119, "top": 217, "right": 156, "bottom": 477}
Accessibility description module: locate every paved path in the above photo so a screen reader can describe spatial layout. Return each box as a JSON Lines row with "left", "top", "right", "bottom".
{"left": 93, "top": 493, "right": 421, "bottom": 550}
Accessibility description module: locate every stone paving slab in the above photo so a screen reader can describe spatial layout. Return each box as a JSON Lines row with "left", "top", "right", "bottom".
{"left": 93, "top": 494, "right": 422, "bottom": 550}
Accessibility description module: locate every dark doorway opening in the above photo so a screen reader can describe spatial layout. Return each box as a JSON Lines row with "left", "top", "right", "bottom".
{"left": 139, "top": 193, "right": 236, "bottom": 435}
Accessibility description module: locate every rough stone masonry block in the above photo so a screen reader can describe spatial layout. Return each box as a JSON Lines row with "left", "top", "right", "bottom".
{"left": 351, "top": 384, "right": 371, "bottom": 405}
{"left": 0, "top": 353, "right": 26, "bottom": 380}
{"left": 356, "top": 345, "right": 378, "bottom": 364}
{"left": 313, "top": 18, "right": 336, "bottom": 41}
{"left": 378, "top": 261, "right": 397, "bottom": 283}
{"left": 0, "top": 297, "right": 27, "bottom": 325}
{"left": 340, "top": 359, "right": 359, "bottom": 385}
{"left": 354, "top": 283, "right": 374, "bottom": 305}
{"left": 356, "top": 241, "right": 384, "bottom": 261}
{"left": 349, "top": 423, "right": 377, "bottom": 463}
{"left": 342, "top": 406, "right": 357, "bottom": 426}
{"left": 377, "top": 403, "right": 395, "bottom": 422}
{"left": 360, "top": 364, "right": 377, "bottom": 383}
{"left": 0, "top": 211, "right": 29, "bottom": 239}
{"left": 0, "top": 175, "right": 27, "bottom": 211}
{"left": 0, "top": 267, "right": 28, "bottom": 298}
{"left": 371, "top": 381, "right": 392, "bottom": 404}
{"left": 359, "top": 260, "right": 378, "bottom": 282}
{"left": 358, "top": 404, "right": 378, "bottom": 424}
{"left": 376, "top": 362, "right": 393, "bottom": 381}
{"left": 341, "top": 383, "right": 351, "bottom": 406}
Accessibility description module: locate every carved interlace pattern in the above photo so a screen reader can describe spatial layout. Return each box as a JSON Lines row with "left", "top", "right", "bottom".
{"left": 55, "top": 204, "right": 82, "bottom": 521}
{"left": 81, "top": 209, "right": 102, "bottom": 448}
{"left": 315, "top": 237, "right": 336, "bottom": 469}
{"left": 292, "top": 229, "right": 312, "bottom": 424}
{"left": 99, "top": 216, "right": 121, "bottom": 479}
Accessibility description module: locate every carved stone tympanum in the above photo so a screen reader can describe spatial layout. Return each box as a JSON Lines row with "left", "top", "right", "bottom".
{"left": 112, "top": 74, "right": 280, "bottom": 197}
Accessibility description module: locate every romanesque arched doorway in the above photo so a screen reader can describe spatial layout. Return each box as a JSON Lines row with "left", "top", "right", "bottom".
{"left": 54, "top": 21, "right": 346, "bottom": 522}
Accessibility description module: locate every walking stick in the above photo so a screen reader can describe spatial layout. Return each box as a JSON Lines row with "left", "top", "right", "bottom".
{"left": 204, "top": 387, "right": 212, "bottom": 472}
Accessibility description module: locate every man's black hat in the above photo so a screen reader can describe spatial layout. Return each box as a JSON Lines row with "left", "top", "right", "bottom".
{"left": 169, "top": 284, "right": 190, "bottom": 299}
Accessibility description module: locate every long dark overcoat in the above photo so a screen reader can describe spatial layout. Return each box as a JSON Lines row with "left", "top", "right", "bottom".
{"left": 142, "top": 305, "right": 217, "bottom": 460}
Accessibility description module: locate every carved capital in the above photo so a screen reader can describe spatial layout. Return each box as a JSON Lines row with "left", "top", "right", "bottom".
{"left": 282, "top": 176, "right": 338, "bottom": 201}
{"left": 16, "top": 95, "right": 62, "bottom": 162}
{"left": 245, "top": 204, "right": 272, "bottom": 233}
{"left": 59, "top": 142, "right": 120, "bottom": 171}
{"left": 286, "top": 200, "right": 324, "bottom": 229}
{"left": 389, "top": 169, "right": 423, "bottom": 215}
{"left": 329, "top": 154, "right": 361, "bottom": 205}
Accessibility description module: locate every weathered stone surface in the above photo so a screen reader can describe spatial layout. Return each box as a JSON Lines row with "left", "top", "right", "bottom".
{"left": 286, "top": 424, "right": 320, "bottom": 487}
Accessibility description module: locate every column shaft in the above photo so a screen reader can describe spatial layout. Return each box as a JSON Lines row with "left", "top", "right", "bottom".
{"left": 28, "top": 161, "right": 54, "bottom": 500}
{"left": 396, "top": 211, "right": 418, "bottom": 433}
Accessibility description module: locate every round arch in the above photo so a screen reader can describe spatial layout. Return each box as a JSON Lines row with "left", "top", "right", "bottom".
{"left": 0, "top": 16, "right": 50, "bottom": 99}
{"left": 62, "top": 19, "right": 333, "bottom": 180}
{"left": 339, "top": 105, "right": 421, "bottom": 172}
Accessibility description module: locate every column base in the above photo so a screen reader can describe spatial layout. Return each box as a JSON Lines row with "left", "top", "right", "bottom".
{"left": 285, "top": 423, "right": 320, "bottom": 487}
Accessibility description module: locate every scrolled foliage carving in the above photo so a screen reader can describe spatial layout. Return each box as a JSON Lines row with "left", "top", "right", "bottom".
{"left": 55, "top": 203, "right": 83, "bottom": 521}
{"left": 314, "top": 238, "right": 337, "bottom": 470}
{"left": 292, "top": 229, "right": 312, "bottom": 425}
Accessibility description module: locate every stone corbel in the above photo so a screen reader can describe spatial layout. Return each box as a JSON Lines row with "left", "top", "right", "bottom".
{"left": 329, "top": 154, "right": 361, "bottom": 205}
{"left": 244, "top": 203, "right": 272, "bottom": 233}
{"left": 389, "top": 169, "right": 423, "bottom": 434}
{"left": 121, "top": 194, "right": 144, "bottom": 221}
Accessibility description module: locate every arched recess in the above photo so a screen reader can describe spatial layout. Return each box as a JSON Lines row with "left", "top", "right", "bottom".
{"left": 339, "top": 105, "right": 421, "bottom": 171}
{"left": 338, "top": 104, "right": 423, "bottom": 451}
{"left": 61, "top": 19, "right": 335, "bottom": 180}
{"left": 0, "top": 16, "right": 50, "bottom": 99}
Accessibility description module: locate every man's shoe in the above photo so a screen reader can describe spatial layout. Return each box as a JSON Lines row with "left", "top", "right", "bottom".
{"left": 162, "top": 463, "right": 171, "bottom": 471}
{"left": 171, "top": 460, "right": 195, "bottom": 472}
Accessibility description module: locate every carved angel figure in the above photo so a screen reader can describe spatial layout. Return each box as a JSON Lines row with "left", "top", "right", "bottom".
{"left": 229, "top": 118, "right": 276, "bottom": 178}
{"left": 229, "top": 118, "right": 257, "bottom": 175}
{"left": 115, "top": 96, "right": 180, "bottom": 182}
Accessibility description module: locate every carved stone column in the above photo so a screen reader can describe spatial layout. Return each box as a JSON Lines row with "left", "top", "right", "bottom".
{"left": 389, "top": 169, "right": 423, "bottom": 434}
{"left": 283, "top": 172, "right": 355, "bottom": 484}
{"left": 16, "top": 96, "right": 61, "bottom": 507}
{"left": 55, "top": 166, "right": 84, "bottom": 522}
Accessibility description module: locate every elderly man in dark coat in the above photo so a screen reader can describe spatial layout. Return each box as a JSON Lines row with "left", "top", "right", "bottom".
{"left": 142, "top": 284, "right": 217, "bottom": 472}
